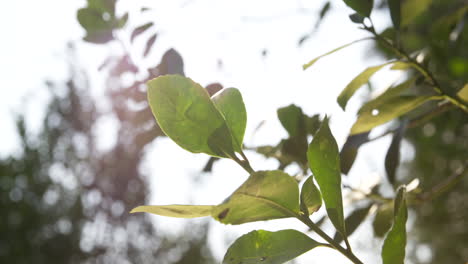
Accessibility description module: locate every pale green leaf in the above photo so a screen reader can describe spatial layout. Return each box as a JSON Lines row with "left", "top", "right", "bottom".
{"left": 457, "top": 83, "right": 468, "bottom": 103}
{"left": 212, "top": 88, "right": 247, "bottom": 152}
{"left": 307, "top": 118, "right": 346, "bottom": 236}
{"left": 212, "top": 170, "right": 300, "bottom": 225}
{"left": 223, "top": 229, "right": 322, "bottom": 264}
{"left": 130, "top": 205, "right": 214, "bottom": 218}
{"left": 303, "top": 38, "right": 371, "bottom": 70}
{"left": 351, "top": 96, "right": 437, "bottom": 135}
{"left": 300, "top": 176, "right": 322, "bottom": 215}
{"left": 338, "top": 61, "right": 394, "bottom": 110}
{"left": 147, "top": 75, "right": 235, "bottom": 158}
{"left": 382, "top": 187, "right": 407, "bottom": 264}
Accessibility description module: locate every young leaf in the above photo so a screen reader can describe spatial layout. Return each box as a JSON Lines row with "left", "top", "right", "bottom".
{"left": 333, "top": 205, "right": 372, "bottom": 243}
{"left": 130, "top": 22, "right": 154, "bottom": 43}
{"left": 388, "top": 0, "right": 401, "bottom": 29}
{"left": 303, "top": 38, "right": 371, "bottom": 70}
{"left": 130, "top": 205, "right": 214, "bottom": 218}
{"left": 147, "top": 75, "right": 235, "bottom": 158}
{"left": 340, "top": 131, "right": 370, "bottom": 175}
{"left": 143, "top": 33, "right": 158, "bottom": 57}
{"left": 372, "top": 203, "right": 394, "bottom": 237}
{"left": 382, "top": 187, "right": 408, "bottom": 264}
{"left": 300, "top": 176, "right": 322, "bottom": 215}
{"left": 351, "top": 95, "right": 437, "bottom": 135}
{"left": 343, "top": 0, "right": 373, "bottom": 17}
{"left": 457, "top": 83, "right": 468, "bottom": 102}
{"left": 358, "top": 77, "right": 417, "bottom": 114}
{"left": 212, "top": 170, "right": 300, "bottom": 225}
{"left": 385, "top": 121, "right": 407, "bottom": 184}
{"left": 307, "top": 118, "right": 346, "bottom": 236}
{"left": 212, "top": 88, "right": 247, "bottom": 152}
{"left": 337, "top": 61, "right": 394, "bottom": 110}
{"left": 223, "top": 229, "right": 322, "bottom": 264}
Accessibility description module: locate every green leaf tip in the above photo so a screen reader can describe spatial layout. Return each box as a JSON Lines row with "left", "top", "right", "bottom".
{"left": 223, "top": 229, "right": 322, "bottom": 264}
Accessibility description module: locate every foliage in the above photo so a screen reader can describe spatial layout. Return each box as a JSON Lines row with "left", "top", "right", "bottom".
{"left": 130, "top": 1, "right": 468, "bottom": 263}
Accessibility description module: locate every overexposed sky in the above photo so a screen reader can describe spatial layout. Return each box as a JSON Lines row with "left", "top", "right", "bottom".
{"left": 1, "top": 0, "right": 410, "bottom": 263}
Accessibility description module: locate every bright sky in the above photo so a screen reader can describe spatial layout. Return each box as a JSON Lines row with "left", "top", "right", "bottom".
{"left": 1, "top": 0, "right": 412, "bottom": 263}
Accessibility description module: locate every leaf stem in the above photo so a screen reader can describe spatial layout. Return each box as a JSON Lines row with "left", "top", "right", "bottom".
{"left": 297, "top": 215, "right": 364, "bottom": 264}
{"left": 365, "top": 20, "right": 468, "bottom": 113}
{"left": 231, "top": 151, "right": 255, "bottom": 174}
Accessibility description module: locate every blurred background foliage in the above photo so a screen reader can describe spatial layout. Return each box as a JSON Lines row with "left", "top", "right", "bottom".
{"left": 1, "top": 0, "right": 467, "bottom": 263}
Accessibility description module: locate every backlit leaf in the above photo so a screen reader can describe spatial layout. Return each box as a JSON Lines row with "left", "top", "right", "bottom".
{"left": 213, "top": 170, "right": 300, "bottom": 225}
{"left": 338, "top": 61, "right": 393, "bottom": 110}
{"left": 223, "top": 229, "right": 322, "bottom": 264}
{"left": 300, "top": 176, "right": 322, "bottom": 215}
{"left": 457, "top": 83, "right": 468, "bottom": 103}
{"left": 351, "top": 96, "right": 437, "bottom": 135}
{"left": 213, "top": 88, "right": 247, "bottom": 152}
{"left": 307, "top": 118, "right": 346, "bottom": 236}
{"left": 147, "top": 75, "right": 235, "bottom": 158}
{"left": 373, "top": 202, "right": 393, "bottom": 237}
{"left": 303, "top": 38, "right": 371, "bottom": 70}
{"left": 343, "top": 0, "right": 373, "bottom": 17}
{"left": 130, "top": 205, "right": 214, "bottom": 218}
{"left": 382, "top": 187, "right": 407, "bottom": 264}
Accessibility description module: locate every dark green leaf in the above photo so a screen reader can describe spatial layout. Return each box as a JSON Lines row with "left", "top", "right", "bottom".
{"left": 212, "top": 88, "right": 247, "bottom": 152}
{"left": 307, "top": 118, "right": 346, "bottom": 236}
{"left": 131, "top": 22, "right": 154, "bottom": 42}
{"left": 334, "top": 205, "right": 372, "bottom": 243}
{"left": 300, "top": 176, "right": 322, "bottom": 215}
{"left": 351, "top": 95, "right": 437, "bottom": 135}
{"left": 143, "top": 33, "right": 158, "bottom": 57}
{"left": 305, "top": 114, "right": 321, "bottom": 135}
{"left": 130, "top": 205, "right": 214, "bottom": 218}
{"left": 373, "top": 203, "right": 393, "bottom": 237}
{"left": 382, "top": 187, "right": 407, "bottom": 264}
{"left": 388, "top": 0, "right": 401, "bottom": 29}
{"left": 116, "top": 12, "right": 128, "bottom": 28}
{"left": 277, "top": 105, "right": 304, "bottom": 138}
{"left": 343, "top": 0, "right": 373, "bottom": 17}
{"left": 319, "top": 2, "right": 331, "bottom": 20}
{"left": 223, "top": 229, "right": 322, "bottom": 264}
{"left": 385, "top": 121, "right": 407, "bottom": 184}
{"left": 87, "top": 0, "right": 116, "bottom": 15}
{"left": 337, "top": 61, "right": 393, "bottom": 110}
{"left": 147, "top": 75, "right": 235, "bottom": 158}
{"left": 212, "top": 170, "right": 300, "bottom": 225}
{"left": 349, "top": 13, "right": 365, "bottom": 23}
{"left": 303, "top": 38, "right": 371, "bottom": 70}
{"left": 358, "top": 77, "right": 416, "bottom": 114}
{"left": 155, "top": 48, "right": 185, "bottom": 76}
{"left": 401, "top": 0, "right": 432, "bottom": 26}
{"left": 340, "top": 131, "right": 370, "bottom": 175}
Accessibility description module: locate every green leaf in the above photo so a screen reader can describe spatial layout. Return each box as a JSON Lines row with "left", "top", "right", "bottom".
{"left": 143, "top": 33, "right": 158, "bottom": 57}
{"left": 212, "top": 170, "right": 300, "bottom": 225}
{"left": 130, "top": 205, "right": 214, "bottom": 218}
{"left": 351, "top": 95, "right": 437, "bottom": 135}
{"left": 337, "top": 61, "right": 394, "bottom": 110}
{"left": 385, "top": 121, "right": 407, "bottom": 184}
{"left": 223, "top": 229, "right": 322, "bottom": 264}
{"left": 277, "top": 104, "right": 304, "bottom": 138}
{"left": 147, "top": 75, "right": 235, "bottom": 158}
{"left": 131, "top": 22, "right": 154, "bottom": 42}
{"left": 300, "top": 176, "right": 322, "bottom": 215}
{"left": 373, "top": 202, "right": 394, "bottom": 237}
{"left": 388, "top": 0, "right": 401, "bottom": 29}
{"left": 343, "top": 0, "right": 373, "bottom": 17}
{"left": 333, "top": 205, "right": 372, "bottom": 243}
{"left": 307, "top": 118, "right": 346, "bottom": 236}
{"left": 340, "top": 132, "right": 370, "bottom": 175}
{"left": 401, "top": 0, "right": 432, "bottom": 27}
{"left": 349, "top": 13, "right": 365, "bottom": 24}
{"left": 358, "top": 77, "right": 416, "bottom": 114}
{"left": 303, "top": 38, "right": 371, "bottom": 70}
{"left": 212, "top": 88, "right": 247, "bottom": 152}
{"left": 382, "top": 187, "right": 408, "bottom": 264}
{"left": 457, "top": 83, "right": 468, "bottom": 103}
{"left": 116, "top": 12, "right": 128, "bottom": 28}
